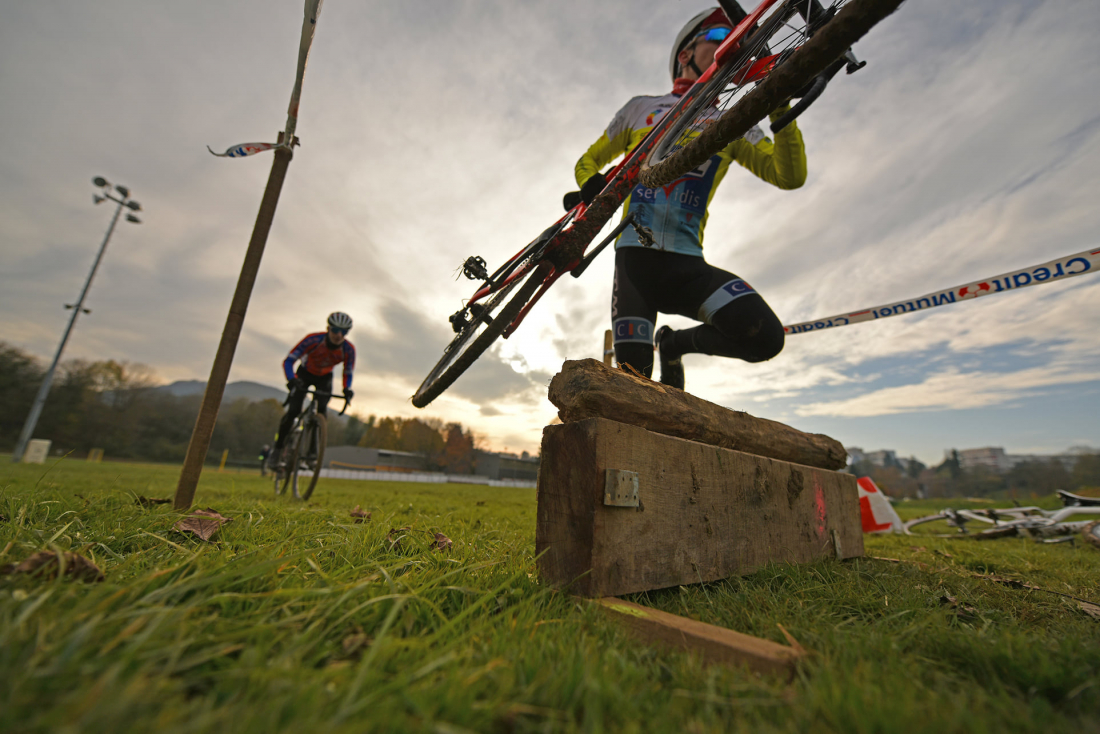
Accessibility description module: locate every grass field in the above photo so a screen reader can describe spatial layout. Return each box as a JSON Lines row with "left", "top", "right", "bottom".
{"left": 2, "top": 457, "right": 1098, "bottom": 733}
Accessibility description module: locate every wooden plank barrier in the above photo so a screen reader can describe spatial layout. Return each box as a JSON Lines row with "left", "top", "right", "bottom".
{"left": 594, "top": 598, "right": 805, "bottom": 677}
{"left": 536, "top": 417, "right": 862, "bottom": 597}
{"left": 548, "top": 359, "right": 848, "bottom": 471}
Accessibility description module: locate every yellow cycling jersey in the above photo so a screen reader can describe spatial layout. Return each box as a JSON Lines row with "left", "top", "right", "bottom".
{"left": 576, "top": 86, "right": 807, "bottom": 256}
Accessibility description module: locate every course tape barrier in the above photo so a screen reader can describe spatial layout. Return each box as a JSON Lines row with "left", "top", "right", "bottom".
{"left": 783, "top": 247, "right": 1100, "bottom": 336}
{"left": 206, "top": 0, "right": 324, "bottom": 157}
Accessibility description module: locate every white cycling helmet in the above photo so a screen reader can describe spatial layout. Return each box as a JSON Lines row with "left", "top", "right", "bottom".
{"left": 327, "top": 311, "right": 353, "bottom": 331}
{"left": 669, "top": 6, "right": 734, "bottom": 81}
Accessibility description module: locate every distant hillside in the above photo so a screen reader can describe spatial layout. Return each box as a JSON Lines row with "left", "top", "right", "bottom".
{"left": 157, "top": 380, "right": 286, "bottom": 403}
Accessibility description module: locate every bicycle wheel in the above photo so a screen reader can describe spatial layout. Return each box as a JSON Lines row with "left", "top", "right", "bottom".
{"left": 412, "top": 261, "right": 552, "bottom": 408}
{"left": 640, "top": 0, "right": 906, "bottom": 188}
{"left": 273, "top": 435, "right": 297, "bottom": 497}
{"left": 294, "top": 413, "right": 327, "bottom": 501}
{"left": 903, "top": 511, "right": 975, "bottom": 538}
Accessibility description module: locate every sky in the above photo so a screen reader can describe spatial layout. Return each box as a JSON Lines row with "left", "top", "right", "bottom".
{"left": 2, "top": 0, "right": 1098, "bottom": 464}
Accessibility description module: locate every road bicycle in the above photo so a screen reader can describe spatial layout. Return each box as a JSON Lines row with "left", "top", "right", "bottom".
{"left": 903, "top": 490, "right": 1100, "bottom": 541}
{"left": 411, "top": 0, "right": 906, "bottom": 408}
{"left": 273, "top": 387, "right": 350, "bottom": 501}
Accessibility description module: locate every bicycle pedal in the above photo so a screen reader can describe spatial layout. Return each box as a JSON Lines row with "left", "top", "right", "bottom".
{"left": 461, "top": 255, "right": 489, "bottom": 281}
{"left": 631, "top": 222, "right": 657, "bottom": 248}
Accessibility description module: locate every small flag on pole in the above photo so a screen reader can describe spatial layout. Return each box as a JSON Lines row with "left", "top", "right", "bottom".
{"left": 206, "top": 0, "right": 325, "bottom": 159}
{"left": 206, "top": 142, "right": 284, "bottom": 158}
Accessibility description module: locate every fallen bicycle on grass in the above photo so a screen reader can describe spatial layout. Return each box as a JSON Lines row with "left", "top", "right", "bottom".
{"left": 903, "top": 490, "right": 1100, "bottom": 543}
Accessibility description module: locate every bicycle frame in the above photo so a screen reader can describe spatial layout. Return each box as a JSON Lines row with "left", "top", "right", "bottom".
{"left": 456, "top": 0, "right": 809, "bottom": 340}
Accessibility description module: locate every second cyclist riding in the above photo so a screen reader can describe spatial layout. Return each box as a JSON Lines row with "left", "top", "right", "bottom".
{"left": 412, "top": 0, "right": 905, "bottom": 408}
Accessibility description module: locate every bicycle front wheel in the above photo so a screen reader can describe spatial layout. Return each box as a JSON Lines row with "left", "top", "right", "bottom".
{"left": 640, "top": 0, "right": 906, "bottom": 188}
{"left": 294, "top": 413, "right": 327, "bottom": 501}
{"left": 412, "top": 261, "right": 552, "bottom": 408}
{"left": 273, "top": 438, "right": 297, "bottom": 497}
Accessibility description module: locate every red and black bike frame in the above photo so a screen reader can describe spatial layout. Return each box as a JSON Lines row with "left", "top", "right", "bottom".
{"left": 463, "top": 0, "right": 811, "bottom": 338}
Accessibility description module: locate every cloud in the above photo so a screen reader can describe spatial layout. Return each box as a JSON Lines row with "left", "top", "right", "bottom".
{"left": 2, "top": 0, "right": 1098, "bottom": 459}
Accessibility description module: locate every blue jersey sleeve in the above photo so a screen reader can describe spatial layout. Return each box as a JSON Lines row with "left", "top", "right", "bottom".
{"left": 284, "top": 333, "right": 325, "bottom": 381}
{"left": 342, "top": 341, "right": 356, "bottom": 390}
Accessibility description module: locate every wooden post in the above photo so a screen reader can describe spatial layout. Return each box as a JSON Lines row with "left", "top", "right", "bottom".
{"left": 536, "top": 417, "right": 863, "bottom": 598}
{"left": 602, "top": 329, "right": 614, "bottom": 367}
{"left": 173, "top": 137, "right": 293, "bottom": 510}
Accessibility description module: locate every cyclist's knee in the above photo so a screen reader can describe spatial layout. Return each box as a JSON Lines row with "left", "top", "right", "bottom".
{"left": 740, "top": 321, "right": 784, "bottom": 362}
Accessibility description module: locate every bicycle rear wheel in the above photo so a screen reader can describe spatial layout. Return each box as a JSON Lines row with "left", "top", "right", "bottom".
{"left": 413, "top": 261, "right": 552, "bottom": 408}
{"left": 640, "top": 0, "right": 905, "bottom": 188}
{"left": 294, "top": 413, "right": 327, "bottom": 501}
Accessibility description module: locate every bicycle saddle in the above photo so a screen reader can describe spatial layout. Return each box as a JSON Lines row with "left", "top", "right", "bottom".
{"left": 1056, "top": 489, "right": 1100, "bottom": 507}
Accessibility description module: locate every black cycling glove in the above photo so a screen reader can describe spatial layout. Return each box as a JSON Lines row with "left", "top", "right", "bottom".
{"left": 288, "top": 377, "right": 305, "bottom": 392}
{"left": 344, "top": 389, "right": 354, "bottom": 402}
{"left": 562, "top": 171, "right": 609, "bottom": 211}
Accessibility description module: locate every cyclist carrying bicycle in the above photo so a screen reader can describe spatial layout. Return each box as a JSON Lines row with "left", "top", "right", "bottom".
{"left": 272, "top": 311, "right": 356, "bottom": 463}
{"left": 570, "top": 6, "right": 806, "bottom": 390}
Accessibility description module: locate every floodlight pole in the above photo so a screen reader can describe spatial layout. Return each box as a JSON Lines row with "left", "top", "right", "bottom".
{"left": 11, "top": 187, "right": 137, "bottom": 463}
{"left": 173, "top": 137, "right": 293, "bottom": 509}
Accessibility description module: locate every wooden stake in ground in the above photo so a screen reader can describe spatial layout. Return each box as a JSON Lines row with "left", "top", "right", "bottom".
{"left": 174, "top": 1, "right": 324, "bottom": 511}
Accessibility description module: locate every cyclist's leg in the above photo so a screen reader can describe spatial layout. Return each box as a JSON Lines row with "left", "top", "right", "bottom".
{"left": 312, "top": 373, "right": 333, "bottom": 417}
{"left": 661, "top": 261, "right": 784, "bottom": 364}
{"left": 611, "top": 248, "right": 659, "bottom": 378}
{"left": 306, "top": 373, "right": 333, "bottom": 457}
{"left": 275, "top": 387, "right": 307, "bottom": 450}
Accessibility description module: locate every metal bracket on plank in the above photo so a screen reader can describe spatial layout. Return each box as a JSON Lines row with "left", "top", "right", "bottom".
{"left": 604, "top": 469, "right": 639, "bottom": 507}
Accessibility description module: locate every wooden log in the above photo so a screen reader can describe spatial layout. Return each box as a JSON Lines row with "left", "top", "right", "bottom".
{"left": 536, "top": 417, "right": 863, "bottom": 598}
{"left": 548, "top": 358, "right": 847, "bottom": 471}
{"left": 594, "top": 597, "right": 804, "bottom": 677}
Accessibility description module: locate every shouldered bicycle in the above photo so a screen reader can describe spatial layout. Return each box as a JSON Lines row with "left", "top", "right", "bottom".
{"left": 411, "top": 0, "right": 907, "bottom": 408}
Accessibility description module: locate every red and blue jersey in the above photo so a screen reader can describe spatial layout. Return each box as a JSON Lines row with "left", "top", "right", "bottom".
{"left": 283, "top": 332, "right": 356, "bottom": 390}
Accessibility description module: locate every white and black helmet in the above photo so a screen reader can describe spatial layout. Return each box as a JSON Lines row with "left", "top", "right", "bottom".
{"left": 327, "top": 311, "right": 353, "bottom": 331}
{"left": 669, "top": 7, "right": 733, "bottom": 81}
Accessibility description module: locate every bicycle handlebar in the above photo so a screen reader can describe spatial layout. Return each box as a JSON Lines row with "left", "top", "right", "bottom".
{"left": 283, "top": 386, "right": 353, "bottom": 415}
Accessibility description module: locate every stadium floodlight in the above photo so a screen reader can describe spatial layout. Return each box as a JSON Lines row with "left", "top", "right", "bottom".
{"left": 10, "top": 178, "right": 145, "bottom": 463}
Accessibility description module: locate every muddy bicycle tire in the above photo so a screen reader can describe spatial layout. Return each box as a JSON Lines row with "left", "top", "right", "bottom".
{"left": 640, "top": 0, "right": 907, "bottom": 189}
{"left": 412, "top": 261, "right": 552, "bottom": 408}
{"left": 294, "top": 413, "right": 326, "bottom": 502}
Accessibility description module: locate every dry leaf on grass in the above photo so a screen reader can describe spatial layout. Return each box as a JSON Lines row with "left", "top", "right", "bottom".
{"left": 350, "top": 505, "right": 371, "bottom": 523}
{"left": 136, "top": 496, "right": 171, "bottom": 508}
{"left": 939, "top": 595, "right": 979, "bottom": 620}
{"left": 1, "top": 551, "right": 105, "bottom": 582}
{"left": 173, "top": 508, "right": 233, "bottom": 541}
{"left": 1079, "top": 601, "right": 1100, "bottom": 620}
{"left": 430, "top": 532, "right": 453, "bottom": 552}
